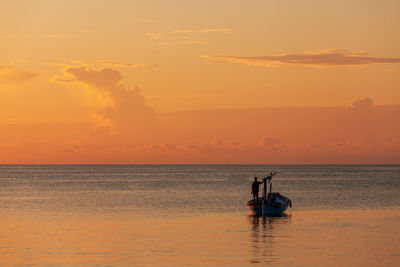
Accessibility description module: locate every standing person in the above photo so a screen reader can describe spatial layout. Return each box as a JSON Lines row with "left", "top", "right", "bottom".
{"left": 252, "top": 177, "right": 264, "bottom": 204}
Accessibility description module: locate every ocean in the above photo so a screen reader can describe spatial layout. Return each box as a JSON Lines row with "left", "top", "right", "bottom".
{"left": 1, "top": 165, "right": 399, "bottom": 266}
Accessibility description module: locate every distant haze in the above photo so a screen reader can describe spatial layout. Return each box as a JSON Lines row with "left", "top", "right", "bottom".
{"left": 1, "top": 101, "right": 399, "bottom": 164}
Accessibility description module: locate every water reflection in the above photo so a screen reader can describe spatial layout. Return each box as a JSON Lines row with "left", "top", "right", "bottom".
{"left": 248, "top": 213, "right": 292, "bottom": 264}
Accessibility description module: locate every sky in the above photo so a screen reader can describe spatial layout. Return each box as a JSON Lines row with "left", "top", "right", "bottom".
{"left": 1, "top": 0, "right": 399, "bottom": 164}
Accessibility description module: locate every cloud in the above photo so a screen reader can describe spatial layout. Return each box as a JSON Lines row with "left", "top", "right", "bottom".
{"left": 154, "top": 143, "right": 179, "bottom": 152}
{"left": 205, "top": 49, "right": 400, "bottom": 67}
{"left": 0, "top": 66, "right": 40, "bottom": 84}
{"left": 146, "top": 32, "right": 164, "bottom": 40}
{"left": 158, "top": 40, "right": 208, "bottom": 46}
{"left": 95, "top": 60, "right": 157, "bottom": 68}
{"left": 260, "top": 136, "right": 280, "bottom": 147}
{"left": 330, "top": 140, "right": 361, "bottom": 150}
{"left": 350, "top": 98, "right": 374, "bottom": 110}
{"left": 172, "top": 30, "right": 194, "bottom": 34}
{"left": 146, "top": 28, "right": 232, "bottom": 45}
{"left": 50, "top": 76, "right": 74, "bottom": 83}
{"left": 146, "top": 32, "right": 207, "bottom": 45}
{"left": 62, "top": 66, "right": 158, "bottom": 137}
{"left": 200, "top": 28, "right": 233, "bottom": 33}
{"left": 66, "top": 67, "right": 123, "bottom": 90}
{"left": 173, "top": 28, "right": 233, "bottom": 34}
{"left": 48, "top": 58, "right": 155, "bottom": 69}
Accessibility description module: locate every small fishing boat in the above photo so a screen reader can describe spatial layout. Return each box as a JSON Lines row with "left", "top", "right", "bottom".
{"left": 247, "top": 172, "right": 292, "bottom": 216}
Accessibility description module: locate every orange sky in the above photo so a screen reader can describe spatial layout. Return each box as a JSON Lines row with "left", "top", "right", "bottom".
{"left": 1, "top": 0, "right": 399, "bottom": 164}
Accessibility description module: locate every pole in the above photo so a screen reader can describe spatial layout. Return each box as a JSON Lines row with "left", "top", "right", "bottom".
{"left": 262, "top": 177, "right": 267, "bottom": 216}
{"left": 262, "top": 177, "right": 266, "bottom": 201}
{"left": 262, "top": 198, "right": 264, "bottom": 217}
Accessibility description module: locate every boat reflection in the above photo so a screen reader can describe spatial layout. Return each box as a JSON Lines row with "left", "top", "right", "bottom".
{"left": 248, "top": 213, "right": 292, "bottom": 264}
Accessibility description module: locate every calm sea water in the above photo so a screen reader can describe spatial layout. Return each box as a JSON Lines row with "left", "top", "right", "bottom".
{"left": 1, "top": 165, "right": 399, "bottom": 266}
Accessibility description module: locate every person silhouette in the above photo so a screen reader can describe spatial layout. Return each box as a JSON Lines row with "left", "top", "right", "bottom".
{"left": 252, "top": 177, "right": 264, "bottom": 204}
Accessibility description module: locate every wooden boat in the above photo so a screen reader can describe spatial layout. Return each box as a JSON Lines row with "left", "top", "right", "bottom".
{"left": 247, "top": 172, "right": 292, "bottom": 216}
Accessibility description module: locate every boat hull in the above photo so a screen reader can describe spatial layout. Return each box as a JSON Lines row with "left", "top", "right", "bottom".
{"left": 248, "top": 204, "right": 288, "bottom": 216}
{"left": 247, "top": 193, "right": 291, "bottom": 216}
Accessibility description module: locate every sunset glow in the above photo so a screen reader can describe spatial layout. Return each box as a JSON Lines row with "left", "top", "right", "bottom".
{"left": 1, "top": 0, "right": 399, "bottom": 164}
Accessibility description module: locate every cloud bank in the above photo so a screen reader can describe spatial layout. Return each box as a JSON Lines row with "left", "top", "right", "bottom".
{"left": 1, "top": 99, "right": 399, "bottom": 164}
{"left": 63, "top": 66, "right": 158, "bottom": 139}
{"left": 350, "top": 98, "right": 373, "bottom": 110}
{"left": 206, "top": 49, "right": 400, "bottom": 67}
{"left": 0, "top": 66, "right": 40, "bottom": 84}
